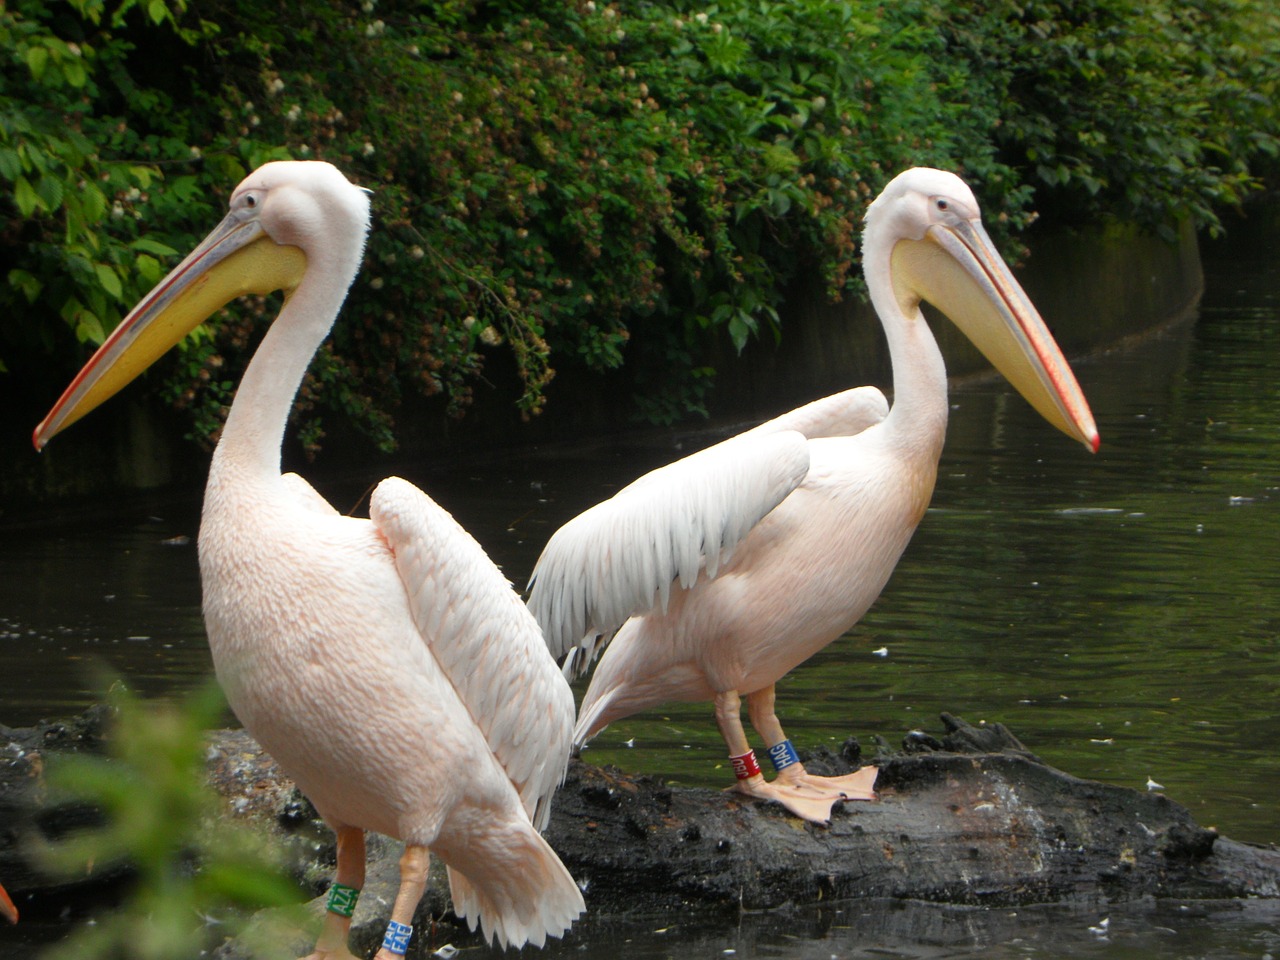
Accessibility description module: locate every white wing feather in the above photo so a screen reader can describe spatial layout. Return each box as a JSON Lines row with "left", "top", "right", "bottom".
{"left": 370, "top": 476, "right": 574, "bottom": 831}
{"left": 527, "top": 429, "right": 812, "bottom": 667}
{"left": 739, "top": 386, "right": 888, "bottom": 441}
{"left": 526, "top": 387, "right": 889, "bottom": 673}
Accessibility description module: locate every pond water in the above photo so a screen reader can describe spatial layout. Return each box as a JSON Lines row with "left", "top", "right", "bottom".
{"left": 1, "top": 225, "right": 1277, "bottom": 958}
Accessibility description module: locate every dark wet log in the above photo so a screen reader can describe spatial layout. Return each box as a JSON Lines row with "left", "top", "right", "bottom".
{"left": 4, "top": 710, "right": 1279, "bottom": 950}
{"left": 543, "top": 714, "right": 1279, "bottom": 913}
{"left": 0, "top": 705, "right": 129, "bottom": 911}
{"left": 204, "top": 712, "right": 1280, "bottom": 958}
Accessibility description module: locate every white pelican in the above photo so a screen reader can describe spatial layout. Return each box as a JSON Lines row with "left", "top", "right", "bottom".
{"left": 528, "top": 167, "right": 1099, "bottom": 824}
{"left": 34, "top": 161, "right": 584, "bottom": 957}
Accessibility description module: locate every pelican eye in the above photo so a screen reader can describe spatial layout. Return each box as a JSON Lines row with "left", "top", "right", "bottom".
{"left": 935, "top": 198, "right": 949, "bottom": 212}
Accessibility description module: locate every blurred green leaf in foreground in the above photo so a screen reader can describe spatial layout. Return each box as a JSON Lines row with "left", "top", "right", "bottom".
{"left": 35, "top": 679, "right": 305, "bottom": 960}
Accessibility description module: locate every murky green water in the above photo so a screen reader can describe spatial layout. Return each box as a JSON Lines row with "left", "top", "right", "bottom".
{"left": 1, "top": 228, "right": 1277, "bottom": 957}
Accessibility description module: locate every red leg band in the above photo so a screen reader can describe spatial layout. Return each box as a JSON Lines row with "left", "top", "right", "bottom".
{"left": 729, "top": 749, "right": 761, "bottom": 780}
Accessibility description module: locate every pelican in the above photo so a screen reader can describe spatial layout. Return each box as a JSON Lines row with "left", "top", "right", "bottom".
{"left": 528, "top": 167, "right": 1099, "bottom": 824}
{"left": 34, "top": 162, "right": 584, "bottom": 957}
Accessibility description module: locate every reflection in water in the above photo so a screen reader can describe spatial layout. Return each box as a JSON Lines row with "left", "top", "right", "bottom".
{"left": 0, "top": 510, "right": 207, "bottom": 721}
{"left": 0, "top": 233, "right": 1276, "bottom": 957}
{"left": 526, "top": 897, "right": 1280, "bottom": 960}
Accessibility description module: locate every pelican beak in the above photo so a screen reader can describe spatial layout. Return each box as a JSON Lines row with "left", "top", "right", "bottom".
{"left": 33, "top": 212, "right": 306, "bottom": 450}
{"left": 892, "top": 218, "right": 1100, "bottom": 453}
{"left": 0, "top": 880, "right": 16, "bottom": 924}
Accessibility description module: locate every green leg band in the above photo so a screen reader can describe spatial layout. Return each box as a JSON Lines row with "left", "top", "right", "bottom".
{"left": 326, "top": 882, "right": 360, "bottom": 918}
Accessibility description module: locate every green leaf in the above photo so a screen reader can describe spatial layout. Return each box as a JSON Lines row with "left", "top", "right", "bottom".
{"left": 14, "top": 176, "right": 41, "bottom": 217}
{"left": 75, "top": 312, "right": 106, "bottom": 345}
{"left": 131, "top": 238, "right": 180, "bottom": 258}
{"left": 37, "top": 174, "right": 65, "bottom": 212}
{"left": 128, "top": 165, "right": 156, "bottom": 189}
{"left": 0, "top": 148, "right": 21, "bottom": 182}
{"left": 135, "top": 253, "right": 161, "bottom": 285}
{"left": 25, "top": 46, "right": 49, "bottom": 81}
{"left": 762, "top": 143, "right": 801, "bottom": 175}
{"left": 81, "top": 183, "right": 108, "bottom": 225}
{"left": 63, "top": 58, "right": 88, "bottom": 88}
{"left": 8, "top": 269, "right": 44, "bottom": 303}
{"left": 95, "top": 263, "right": 124, "bottom": 300}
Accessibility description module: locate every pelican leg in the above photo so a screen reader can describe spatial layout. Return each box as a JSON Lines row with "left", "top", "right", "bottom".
{"left": 714, "top": 690, "right": 841, "bottom": 823}
{"left": 302, "top": 826, "right": 367, "bottom": 960}
{"left": 372, "top": 844, "right": 430, "bottom": 960}
{"left": 747, "top": 686, "right": 878, "bottom": 802}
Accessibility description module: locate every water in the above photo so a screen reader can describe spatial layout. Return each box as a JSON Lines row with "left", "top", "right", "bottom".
{"left": 1, "top": 229, "right": 1277, "bottom": 957}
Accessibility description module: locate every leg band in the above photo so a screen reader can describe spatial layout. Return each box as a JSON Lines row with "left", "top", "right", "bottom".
{"left": 325, "top": 882, "right": 360, "bottom": 918}
{"left": 729, "top": 749, "right": 761, "bottom": 780}
{"left": 766, "top": 739, "right": 801, "bottom": 772}
{"left": 382, "top": 919, "right": 413, "bottom": 956}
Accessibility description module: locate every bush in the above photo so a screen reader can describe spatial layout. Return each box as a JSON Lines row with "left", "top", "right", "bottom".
{"left": 3, "top": 0, "right": 1277, "bottom": 451}
{"left": 934, "top": 0, "right": 1280, "bottom": 240}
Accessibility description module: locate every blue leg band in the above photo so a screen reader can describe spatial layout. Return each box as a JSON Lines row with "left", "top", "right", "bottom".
{"left": 767, "top": 738, "right": 801, "bottom": 772}
{"left": 382, "top": 919, "right": 413, "bottom": 956}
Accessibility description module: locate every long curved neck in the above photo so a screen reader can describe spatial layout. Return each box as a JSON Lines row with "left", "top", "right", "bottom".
{"left": 212, "top": 255, "right": 358, "bottom": 486}
{"left": 862, "top": 232, "right": 949, "bottom": 462}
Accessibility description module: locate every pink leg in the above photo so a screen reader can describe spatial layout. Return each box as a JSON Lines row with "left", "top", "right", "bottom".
{"left": 747, "top": 686, "right": 878, "bottom": 803}
{"left": 372, "top": 844, "right": 430, "bottom": 960}
{"left": 301, "top": 826, "right": 366, "bottom": 960}
{"left": 714, "top": 690, "right": 845, "bottom": 823}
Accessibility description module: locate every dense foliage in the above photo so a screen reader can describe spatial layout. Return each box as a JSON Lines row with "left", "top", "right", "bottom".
{"left": 3, "top": 0, "right": 1277, "bottom": 451}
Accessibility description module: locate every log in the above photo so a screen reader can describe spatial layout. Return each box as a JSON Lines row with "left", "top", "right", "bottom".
{"left": 0, "top": 706, "right": 128, "bottom": 907}
{"left": 3, "top": 709, "right": 1278, "bottom": 953}
{"left": 203, "top": 713, "right": 1280, "bottom": 957}
{"left": 543, "top": 714, "right": 1280, "bottom": 912}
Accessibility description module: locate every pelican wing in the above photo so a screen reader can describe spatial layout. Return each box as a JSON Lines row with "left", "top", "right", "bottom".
{"left": 741, "top": 386, "right": 888, "bottom": 441}
{"left": 370, "top": 477, "right": 574, "bottom": 830}
{"left": 528, "top": 429, "right": 811, "bottom": 670}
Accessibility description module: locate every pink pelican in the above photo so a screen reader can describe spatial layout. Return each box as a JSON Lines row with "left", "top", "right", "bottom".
{"left": 34, "top": 162, "right": 584, "bottom": 957}
{"left": 528, "top": 167, "right": 1099, "bottom": 824}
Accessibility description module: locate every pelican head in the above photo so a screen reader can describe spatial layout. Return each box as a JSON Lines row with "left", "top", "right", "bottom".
{"left": 33, "top": 161, "right": 370, "bottom": 449}
{"left": 866, "top": 167, "right": 1099, "bottom": 453}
